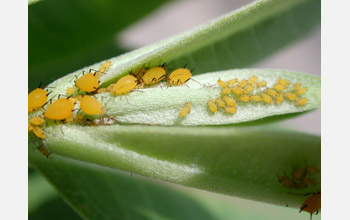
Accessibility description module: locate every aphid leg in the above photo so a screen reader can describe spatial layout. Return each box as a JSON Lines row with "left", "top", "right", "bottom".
{"left": 190, "top": 78, "right": 202, "bottom": 85}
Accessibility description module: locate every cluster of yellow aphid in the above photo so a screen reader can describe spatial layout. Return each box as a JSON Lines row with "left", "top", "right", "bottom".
{"left": 28, "top": 61, "right": 197, "bottom": 140}
{"left": 205, "top": 76, "right": 308, "bottom": 115}
{"left": 278, "top": 166, "right": 320, "bottom": 217}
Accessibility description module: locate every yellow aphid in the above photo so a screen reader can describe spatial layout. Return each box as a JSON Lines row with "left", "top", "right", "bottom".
{"left": 223, "top": 96, "right": 237, "bottom": 107}
{"left": 278, "top": 78, "right": 290, "bottom": 86}
{"left": 37, "top": 145, "right": 50, "bottom": 158}
{"left": 75, "top": 72, "right": 99, "bottom": 92}
{"left": 296, "top": 97, "right": 308, "bottom": 106}
{"left": 132, "top": 67, "right": 148, "bottom": 80}
{"left": 244, "top": 84, "right": 254, "bottom": 94}
{"left": 44, "top": 98, "right": 75, "bottom": 120}
{"left": 207, "top": 100, "right": 218, "bottom": 113}
{"left": 28, "top": 88, "right": 48, "bottom": 112}
{"left": 98, "top": 60, "right": 111, "bottom": 75}
{"left": 28, "top": 123, "right": 33, "bottom": 131}
{"left": 285, "top": 92, "right": 298, "bottom": 101}
{"left": 74, "top": 113, "right": 84, "bottom": 122}
{"left": 179, "top": 102, "right": 192, "bottom": 117}
{"left": 232, "top": 86, "right": 245, "bottom": 95}
{"left": 248, "top": 76, "right": 258, "bottom": 84}
{"left": 217, "top": 79, "right": 228, "bottom": 88}
{"left": 32, "top": 126, "right": 45, "bottom": 139}
{"left": 255, "top": 81, "right": 267, "bottom": 88}
{"left": 276, "top": 92, "right": 284, "bottom": 104}
{"left": 97, "top": 88, "right": 109, "bottom": 94}
{"left": 266, "top": 88, "right": 278, "bottom": 97}
{"left": 261, "top": 92, "right": 273, "bottom": 104}
{"left": 215, "top": 98, "right": 226, "bottom": 108}
{"left": 250, "top": 95, "right": 262, "bottom": 102}
{"left": 296, "top": 87, "right": 307, "bottom": 95}
{"left": 167, "top": 68, "right": 192, "bottom": 85}
{"left": 302, "top": 177, "right": 316, "bottom": 185}
{"left": 294, "top": 83, "right": 302, "bottom": 91}
{"left": 221, "top": 87, "right": 231, "bottom": 95}
{"left": 237, "top": 79, "right": 247, "bottom": 88}
{"left": 112, "top": 75, "right": 138, "bottom": 95}
{"left": 80, "top": 95, "right": 103, "bottom": 115}
{"left": 274, "top": 83, "right": 286, "bottom": 91}
{"left": 228, "top": 78, "right": 238, "bottom": 86}
{"left": 224, "top": 106, "right": 237, "bottom": 114}
{"left": 29, "top": 116, "right": 45, "bottom": 126}
{"left": 141, "top": 67, "right": 167, "bottom": 85}
{"left": 278, "top": 176, "right": 294, "bottom": 189}
{"left": 66, "top": 86, "right": 77, "bottom": 95}
{"left": 238, "top": 95, "right": 250, "bottom": 102}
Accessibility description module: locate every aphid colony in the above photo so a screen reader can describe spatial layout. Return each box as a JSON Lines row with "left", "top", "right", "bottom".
{"left": 28, "top": 61, "right": 196, "bottom": 140}
{"left": 207, "top": 76, "right": 308, "bottom": 115}
{"left": 278, "top": 165, "right": 318, "bottom": 190}
{"left": 28, "top": 61, "right": 309, "bottom": 141}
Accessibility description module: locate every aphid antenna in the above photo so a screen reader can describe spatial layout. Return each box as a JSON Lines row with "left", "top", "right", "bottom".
{"left": 38, "top": 81, "right": 43, "bottom": 88}
{"left": 161, "top": 62, "right": 167, "bottom": 68}
{"left": 183, "top": 63, "right": 188, "bottom": 68}
{"left": 190, "top": 68, "right": 196, "bottom": 73}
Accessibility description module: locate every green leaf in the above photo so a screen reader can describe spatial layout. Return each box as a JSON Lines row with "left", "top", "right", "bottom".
{"left": 28, "top": 0, "right": 168, "bottom": 90}
{"left": 34, "top": 125, "right": 320, "bottom": 209}
{"left": 29, "top": 151, "right": 320, "bottom": 220}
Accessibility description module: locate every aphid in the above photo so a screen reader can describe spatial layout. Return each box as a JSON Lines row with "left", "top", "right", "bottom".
{"left": 296, "top": 87, "right": 307, "bottom": 95}
{"left": 231, "top": 86, "right": 245, "bottom": 95}
{"left": 296, "top": 98, "right": 308, "bottom": 107}
{"left": 207, "top": 100, "right": 218, "bottom": 113}
{"left": 294, "top": 83, "right": 302, "bottom": 91}
{"left": 37, "top": 145, "right": 50, "bottom": 158}
{"left": 112, "top": 75, "right": 138, "bottom": 95}
{"left": 32, "top": 126, "right": 45, "bottom": 139}
{"left": 28, "top": 88, "right": 48, "bottom": 112}
{"left": 132, "top": 67, "right": 148, "bottom": 80}
{"left": 166, "top": 68, "right": 192, "bottom": 85}
{"left": 44, "top": 98, "right": 75, "bottom": 120}
{"left": 68, "top": 97, "right": 79, "bottom": 105}
{"left": 248, "top": 76, "right": 258, "bottom": 84}
{"left": 66, "top": 86, "right": 77, "bottom": 95}
{"left": 306, "top": 166, "right": 318, "bottom": 175}
{"left": 224, "top": 106, "right": 236, "bottom": 114}
{"left": 29, "top": 116, "right": 45, "bottom": 126}
{"left": 179, "top": 102, "right": 192, "bottom": 117}
{"left": 75, "top": 72, "right": 99, "bottom": 92}
{"left": 293, "top": 168, "right": 304, "bottom": 180}
{"left": 238, "top": 95, "right": 250, "bottom": 103}
{"left": 261, "top": 92, "right": 273, "bottom": 104}
{"left": 217, "top": 79, "right": 228, "bottom": 88}
{"left": 223, "top": 96, "right": 237, "bottom": 107}
{"left": 141, "top": 67, "right": 167, "bottom": 85}
{"left": 250, "top": 95, "right": 262, "bottom": 102}
{"left": 278, "top": 176, "right": 294, "bottom": 189}
{"left": 244, "top": 84, "right": 254, "bottom": 94}
{"left": 97, "top": 60, "right": 111, "bottom": 75}
{"left": 302, "top": 177, "right": 316, "bottom": 185}
{"left": 255, "top": 81, "right": 267, "bottom": 88}
{"left": 237, "top": 79, "right": 248, "bottom": 88}
{"left": 276, "top": 92, "right": 284, "bottom": 104}
{"left": 285, "top": 92, "right": 298, "bottom": 101}
{"left": 299, "top": 192, "right": 321, "bottom": 219}
{"left": 74, "top": 113, "right": 84, "bottom": 123}
{"left": 228, "top": 78, "right": 238, "bottom": 86}
{"left": 278, "top": 78, "right": 290, "bottom": 86}
{"left": 266, "top": 88, "right": 278, "bottom": 97}
{"left": 215, "top": 98, "right": 226, "bottom": 108}
{"left": 221, "top": 87, "right": 232, "bottom": 95}
{"left": 274, "top": 83, "right": 286, "bottom": 91}
{"left": 80, "top": 95, "right": 104, "bottom": 115}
